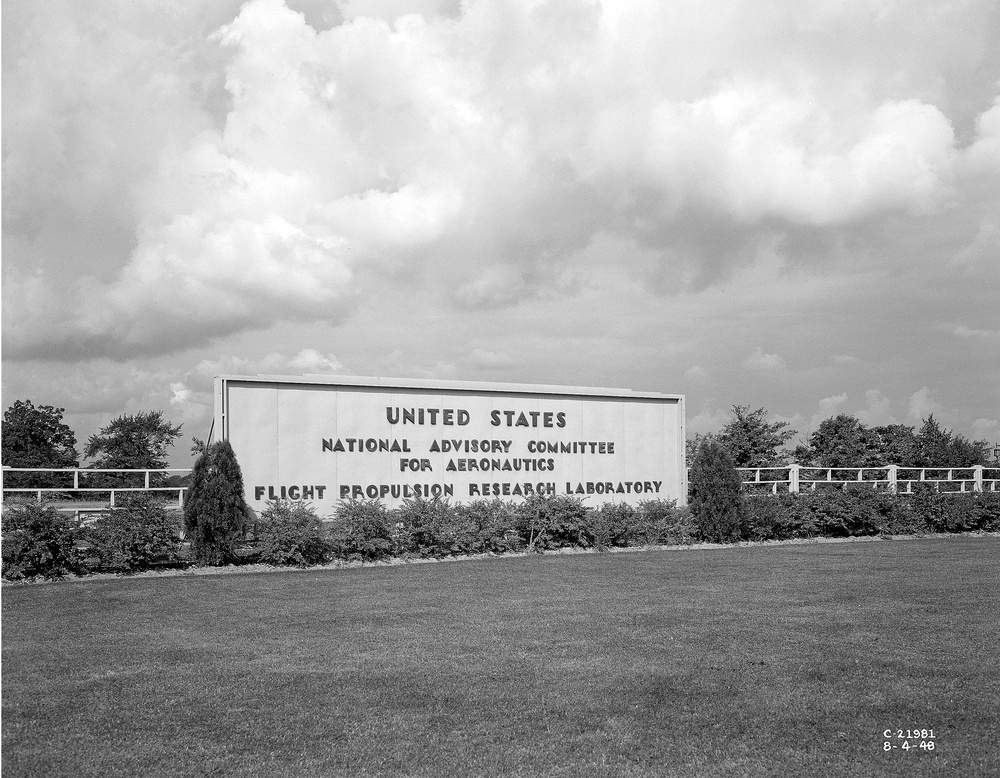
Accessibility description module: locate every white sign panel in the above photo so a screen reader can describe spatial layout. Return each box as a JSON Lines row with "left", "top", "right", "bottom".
{"left": 215, "top": 376, "right": 685, "bottom": 514}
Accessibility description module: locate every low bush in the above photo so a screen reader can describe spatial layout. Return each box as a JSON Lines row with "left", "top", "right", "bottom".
{"left": 590, "top": 502, "right": 637, "bottom": 549}
{"left": 976, "top": 491, "right": 1000, "bottom": 531}
{"left": 86, "top": 494, "right": 183, "bottom": 574}
{"left": 804, "top": 488, "right": 881, "bottom": 538}
{"left": 636, "top": 499, "right": 696, "bottom": 546}
{"left": 2, "top": 500, "right": 86, "bottom": 580}
{"left": 744, "top": 493, "right": 807, "bottom": 541}
{"left": 254, "top": 500, "right": 332, "bottom": 567}
{"left": 516, "top": 494, "right": 592, "bottom": 551}
{"left": 327, "top": 499, "right": 394, "bottom": 561}
{"left": 454, "top": 499, "right": 522, "bottom": 554}
{"left": 742, "top": 487, "right": 999, "bottom": 540}
{"left": 912, "top": 486, "right": 980, "bottom": 533}
{"left": 394, "top": 496, "right": 480, "bottom": 557}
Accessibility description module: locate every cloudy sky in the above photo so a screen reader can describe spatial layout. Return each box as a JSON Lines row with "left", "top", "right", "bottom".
{"left": 3, "top": 0, "right": 999, "bottom": 467}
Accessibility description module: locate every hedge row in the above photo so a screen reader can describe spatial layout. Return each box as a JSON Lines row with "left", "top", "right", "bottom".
{"left": 744, "top": 487, "right": 1000, "bottom": 540}
{"left": 3, "top": 489, "right": 998, "bottom": 580}
{"left": 0, "top": 495, "right": 693, "bottom": 579}
{"left": 325, "top": 494, "right": 696, "bottom": 562}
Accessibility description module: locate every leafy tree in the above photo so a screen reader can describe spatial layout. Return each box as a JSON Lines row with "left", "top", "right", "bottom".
{"left": 2, "top": 400, "right": 79, "bottom": 489}
{"left": 796, "top": 413, "right": 986, "bottom": 469}
{"left": 183, "top": 440, "right": 249, "bottom": 565}
{"left": 868, "top": 424, "right": 920, "bottom": 466}
{"left": 915, "top": 415, "right": 987, "bottom": 467}
{"left": 798, "top": 414, "right": 871, "bottom": 468}
{"left": 688, "top": 440, "right": 745, "bottom": 543}
{"left": 717, "top": 405, "right": 797, "bottom": 467}
{"left": 84, "top": 411, "right": 182, "bottom": 487}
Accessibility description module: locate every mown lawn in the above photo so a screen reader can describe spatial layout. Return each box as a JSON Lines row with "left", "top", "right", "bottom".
{"left": 3, "top": 537, "right": 999, "bottom": 777}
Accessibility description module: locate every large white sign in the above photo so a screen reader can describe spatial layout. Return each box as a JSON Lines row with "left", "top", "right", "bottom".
{"left": 215, "top": 375, "right": 685, "bottom": 514}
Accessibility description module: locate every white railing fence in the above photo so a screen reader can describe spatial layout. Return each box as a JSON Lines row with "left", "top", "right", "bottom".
{"left": 4, "top": 465, "right": 998, "bottom": 518}
{"left": 1, "top": 467, "right": 192, "bottom": 518}
{"left": 736, "top": 464, "right": 1000, "bottom": 494}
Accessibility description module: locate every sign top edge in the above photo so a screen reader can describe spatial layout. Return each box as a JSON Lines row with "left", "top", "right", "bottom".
{"left": 215, "top": 374, "right": 683, "bottom": 401}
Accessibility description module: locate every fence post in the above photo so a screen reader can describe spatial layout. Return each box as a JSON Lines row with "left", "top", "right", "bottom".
{"left": 145, "top": 470, "right": 150, "bottom": 489}
{"left": 887, "top": 465, "right": 898, "bottom": 494}
{"left": 789, "top": 464, "right": 800, "bottom": 494}
{"left": 974, "top": 465, "right": 983, "bottom": 493}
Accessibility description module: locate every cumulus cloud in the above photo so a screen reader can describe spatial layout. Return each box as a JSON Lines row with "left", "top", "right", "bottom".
{"left": 855, "top": 389, "right": 896, "bottom": 426}
{"left": 4, "top": 0, "right": 995, "bottom": 361}
{"left": 169, "top": 382, "right": 193, "bottom": 406}
{"left": 687, "top": 405, "right": 729, "bottom": 435}
{"left": 743, "top": 348, "right": 787, "bottom": 371}
{"left": 907, "top": 387, "right": 942, "bottom": 423}
{"left": 808, "top": 393, "right": 848, "bottom": 430}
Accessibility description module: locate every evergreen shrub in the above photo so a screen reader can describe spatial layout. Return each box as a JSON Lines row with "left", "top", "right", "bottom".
{"left": 86, "top": 494, "right": 182, "bottom": 573}
{"left": 689, "top": 441, "right": 745, "bottom": 543}
{"left": 254, "top": 499, "right": 332, "bottom": 567}
{"left": 1, "top": 500, "right": 85, "bottom": 580}
{"left": 183, "top": 440, "right": 250, "bottom": 565}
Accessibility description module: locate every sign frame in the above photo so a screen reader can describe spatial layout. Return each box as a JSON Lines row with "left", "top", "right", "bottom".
{"left": 214, "top": 374, "right": 686, "bottom": 512}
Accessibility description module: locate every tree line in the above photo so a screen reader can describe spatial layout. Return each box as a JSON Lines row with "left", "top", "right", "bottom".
{"left": 2, "top": 400, "right": 995, "bottom": 495}
{"left": 1, "top": 400, "right": 183, "bottom": 490}
{"left": 688, "top": 405, "right": 994, "bottom": 469}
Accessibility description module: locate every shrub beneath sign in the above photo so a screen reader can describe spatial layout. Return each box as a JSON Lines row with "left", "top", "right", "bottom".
{"left": 86, "top": 494, "right": 182, "bottom": 573}
{"left": 184, "top": 440, "right": 250, "bottom": 565}
{"left": 637, "top": 499, "right": 697, "bottom": 545}
{"left": 254, "top": 499, "right": 331, "bottom": 567}
{"left": 455, "top": 499, "right": 522, "bottom": 554}
{"left": 328, "top": 498, "right": 394, "bottom": 561}
{"left": 590, "top": 502, "right": 636, "bottom": 549}
{"left": 1, "top": 500, "right": 85, "bottom": 580}
{"left": 395, "top": 496, "right": 482, "bottom": 557}
{"left": 516, "top": 493, "right": 591, "bottom": 551}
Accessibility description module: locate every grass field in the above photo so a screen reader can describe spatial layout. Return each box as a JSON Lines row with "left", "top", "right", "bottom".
{"left": 3, "top": 537, "right": 999, "bottom": 777}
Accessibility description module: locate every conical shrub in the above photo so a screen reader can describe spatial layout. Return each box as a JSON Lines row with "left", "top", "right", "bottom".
{"left": 183, "top": 440, "right": 249, "bottom": 565}
{"left": 689, "top": 440, "right": 745, "bottom": 543}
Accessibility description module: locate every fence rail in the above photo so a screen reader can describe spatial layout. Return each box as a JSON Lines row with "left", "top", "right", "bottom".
{"left": 4, "top": 465, "right": 999, "bottom": 515}
{"left": 1, "top": 467, "right": 192, "bottom": 515}
{"left": 737, "top": 465, "right": 1000, "bottom": 494}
